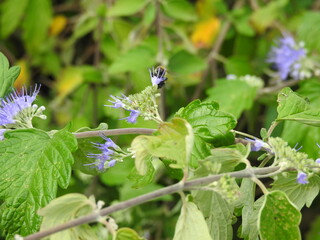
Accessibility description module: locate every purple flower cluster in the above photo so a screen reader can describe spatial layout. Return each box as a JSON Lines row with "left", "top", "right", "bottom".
{"left": 85, "top": 135, "right": 119, "bottom": 171}
{"left": 106, "top": 95, "right": 140, "bottom": 124}
{"left": 0, "top": 86, "right": 41, "bottom": 126}
{"left": 268, "top": 36, "right": 306, "bottom": 80}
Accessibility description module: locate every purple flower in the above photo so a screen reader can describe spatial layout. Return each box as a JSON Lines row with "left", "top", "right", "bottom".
{"left": 268, "top": 36, "right": 306, "bottom": 80}
{"left": 296, "top": 172, "right": 309, "bottom": 184}
{"left": 293, "top": 143, "right": 303, "bottom": 152}
{"left": 316, "top": 158, "right": 320, "bottom": 164}
{"left": 85, "top": 135, "right": 118, "bottom": 171}
{"left": 126, "top": 110, "right": 140, "bottom": 123}
{"left": 105, "top": 94, "right": 129, "bottom": 109}
{"left": 149, "top": 67, "right": 167, "bottom": 88}
{"left": 245, "top": 138, "right": 265, "bottom": 151}
{"left": 0, "top": 85, "right": 41, "bottom": 126}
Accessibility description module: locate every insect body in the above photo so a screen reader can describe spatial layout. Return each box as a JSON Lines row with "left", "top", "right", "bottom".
{"left": 149, "top": 66, "right": 168, "bottom": 89}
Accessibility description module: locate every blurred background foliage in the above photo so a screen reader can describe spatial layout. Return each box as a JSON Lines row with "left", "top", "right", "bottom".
{"left": 1, "top": 0, "right": 320, "bottom": 239}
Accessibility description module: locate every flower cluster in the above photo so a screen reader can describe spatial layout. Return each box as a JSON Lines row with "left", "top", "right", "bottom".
{"left": 85, "top": 135, "right": 129, "bottom": 171}
{"left": 245, "top": 138, "right": 272, "bottom": 152}
{"left": 0, "top": 85, "right": 46, "bottom": 139}
{"left": 226, "top": 74, "right": 264, "bottom": 89}
{"left": 106, "top": 67, "right": 165, "bottom": 124}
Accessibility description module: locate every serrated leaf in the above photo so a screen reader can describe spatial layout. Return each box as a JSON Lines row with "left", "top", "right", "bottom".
{"left": 38, "top": 193, "right": 98, "bottom": 240}
{"left": 276, "top": 87, "right": 320, "bottom": 126}
{"left": 0, "top": 0, "right": 29, "bottom": 38}
{"left": 131, "top": 118, "right": 194, "bottom": 174}
{"left": 109, "top": 46, "right": 156, "bottom": 74}
{"left": 116, "top": 228, "right": 144, "bottom": 240}
{"left": 0, "top": 129, "right": 77, "bottom": 237}
{"left": 189, "top": 134, "right": 211, "bottom": 168}
{"left": 22, "top": 0, "right": 52, "bottom": 53}
{"left": 173, "top": 200, "right": 211, "bottom": 240}
{"left": 0, "top": 53, "right": 21, "bottom": 98}
{"left": 206, "top": 79, "right": 259, "bottom": 118}
{"left": 258, "top": 190, "right": 301, "bottom": 240}
{"left": 193, "top": 191, "right": 234, "bottom": 240}
{"left": 168, "top": 50, "right": 207, "bottom": 75}
{"left": 177, "top": 100, "right": 237, "bottom": 142}
{"left": 272, "top": 173, "right": 320, "bottom": 210}
{"left": 108, "top": 0, "right": 148, "bottom": 17}
{"left": 162, "top": 0, "right": 197, "bottom": 21}
{"left": 128, "top": 156, "right": 155, "bottom": 188}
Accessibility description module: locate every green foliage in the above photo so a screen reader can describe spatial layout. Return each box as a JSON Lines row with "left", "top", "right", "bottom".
{"left": 173, "top": 198, "right": 211, "bottom": 240}
{"left": 161, "top": 0, "right": 197, "bottom": 21}
{"left": 0, "top": 129, "right": 77, "bottom": 237}
{"left": 115, "top": 228, "right": 144, "bottom": 240}
{"left": 258, "top": 191, "right": 301, "bottom": 240}
{"left": 0, "top": 53, "right": 20, "bottom": 98}
{"left": 108, "top": 0, "right": 148, "bottom": 17}
{"left": 131, "top": 118, "right": 194, "bottom": 174}
{"left": 38, "top": 193, "right": 98, "bottom": 240}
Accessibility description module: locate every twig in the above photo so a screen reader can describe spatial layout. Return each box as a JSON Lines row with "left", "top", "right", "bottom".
{"left": 73, "top": 128, "right": 157, "bottom": 139}
{"left": 22, "top": 166, "right": 280, "bottom": 240}
{"left": 258, "top": 79, "right": 299, "bottom": 96}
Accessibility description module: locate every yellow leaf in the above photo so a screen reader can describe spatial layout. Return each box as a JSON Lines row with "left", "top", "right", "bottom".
{"left": 49, "top": 15, "right": 67, "bottom": 36}
{"left": 14, "top": 59, "right": 30, "bottom": 89}
{"left": 191, "top": 17, "right": 221, "bottom": 48}
{"left": 55, "top": 67, "right": 83, "bottom": 100}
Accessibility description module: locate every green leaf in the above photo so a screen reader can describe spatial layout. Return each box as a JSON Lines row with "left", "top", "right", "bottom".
{"left": 73, "top": 123, "right": 108, "bottom": 175}
{"left": 250, "top": 0, "right": 288, "bottom": 33}
{"left": 168, "top": 50, "right": 207, "bottom": 75}
{"left": 22, "top": 0, "right": 52, "bottom": 53}
{"left": 0, "top": 0, "right": 29, "bottom": 38}
{"left": 193, "top": 191, "right": 234, "bottom": 240}
{"left": 272, "top": 173, "right": 320, "bottom": 210}
{"left": 258, "top": 190, "right": 301, "bottom": 240}
{"left": 162, "top": 0, "right": 197, "bottom": 21}
{"left": 189, "top": 134, "right": 211, "bottom": 168}
{"left": 100, "top": 159, "right": 134, "bottom": 186}
{"left": 109, "top": 46, "right": 156, "bottom": 74}
{"left": 206, "top": 79, "right": 259, "bottom": 118}
{"left": 131, "top": 118, "right": 194, "bottom": 174}
{"left": 0, "top": 129, "right": 77, "bottom": 237}
{"left": 224, "top": 56, "right": 254, "bottom": 76}
{"left": 38, "top": 194, "right": 98, "bottom": 240}
{"left": 128, "top": 156, "right": 155, "bottom": 188}
{"left": 108, "top": 0, "right": 148, "bottom": 17}
{"left": 276, "top": 87, "right": 320, "bottom": 126}
{"left": 116, "top": 228, "right": 144, "bottom": 240}
{"left": 173, "top": 200, "right": 211, "bottom": 240}
{"left": 176, "top": 100, "right": 237, "bottom": 142}
{"left": 297, "top": 12, "right": 320, "bottom": 51}
{"left": 0, "top": 52, "right": 21, "bottom": 98}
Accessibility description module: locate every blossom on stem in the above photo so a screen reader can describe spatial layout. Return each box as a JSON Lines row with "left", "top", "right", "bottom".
{"left": 85, "top": 135, "right": 119, "bottom": 171}
{"left": 268, "top": 35, "right": 306, "bottom": 80}
{"left": 245, "top": 138, "right": 265, "bottom": 152}
{"left": 126, "top": 110, "right": 140, "bottom": 123}
{"left": 296, "top": 171, "right": 308, "bottom": 184}
{"left": 0, "top": 85, "right": 46, "bottom": 128}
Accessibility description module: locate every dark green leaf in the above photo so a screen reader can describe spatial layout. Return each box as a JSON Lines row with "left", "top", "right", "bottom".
{"left": 177, "top": 100, "right": 237, "bottom": 142}
{"left": 162, "top": 0, "right": 197, "bottom": 21}
{"left": 306, "top": 215, "right": 320, "bottom": 240}
{"left": 0, "top": 53, "right": 21, "bottom": 98}
{"left": 272, "top": 173, "right": 320, "bottom": 209}
{"left": 0, "top": 129, "right": 77, "bottom": 237}
{"left": 258, "top": 190, "right": 301, "bottom": 240}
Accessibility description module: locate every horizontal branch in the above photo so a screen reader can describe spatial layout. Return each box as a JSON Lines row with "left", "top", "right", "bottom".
{"left": 23, "top": 166, "right": 280, "bottom": 240}
{"left": 73, "top": 128, "right": 157, "bottom": 139}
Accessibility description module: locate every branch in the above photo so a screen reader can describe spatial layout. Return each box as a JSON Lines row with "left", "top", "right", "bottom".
{"left": 23, "top": 166, "right": 280, "bottom": 240}
{"left": 258, "top": 79, "right": 300, "bottom": 96}
{"left": 73, "top": 128, "right": 157, "bottom": 139}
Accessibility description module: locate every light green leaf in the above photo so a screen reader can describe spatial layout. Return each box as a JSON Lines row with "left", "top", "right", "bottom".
{"left": 73, "top": 123, "right": 108, "bottom": 175}
{"left": 189, "top": 134, "right": 211, "bottom": 168}
{"left": 0, "top": 52, "right": 21, "bottom": 98}
{"left": 0, "top": 0, "right": 29, "bottom": 38}
{"left": 193, "top": 191, "right": 234, "bottom": 240}
{"left": 162, "top": 0, "right": 197, "bottom": 21}
{"left": 258, "top": 190, "right": 301, "bottom": 240}
{"left": 272, "top": 173, "right": 320, "bottom": 210}
{"left": 168, "top": 50, "right": 207, "bottom": 75}
{"left": 250, "top": 0, "right": 288, "bottom": 33}
{"left": 22, "top": 0, "right": 52, "bottom": 53}
{"left": 100, "top": 159, "right": 134, "bottom": 186}
{"left": 128, "top": 156, "right": 155, "bottom": 188}
{"left": 143, "top": 3, "right": 156, "bottom": 27}
{"left": 176, "top": 100, "right": 237, "bottom": 142}
{"left": 116, "top": 228, "right": 144, "bottom": 240}
{"left": 173, "top": 200, "right": 211, "bottom": 240}
{"left": 224, "top": 56, "right": 254, "bottom": 76}
{"left": 131, "top": 118, "right": 194, "bottom": 174}
{"left": 108, "top": 0, "right": 148, "bottom": 17}
{"left": 276, "top": 87, "right": 320, "bottom": 126}
{"left": 38, "top": 193, "right": 98, "bottom": 240}
{"left": 297, "top": 12, "right": 320, "bottom": 51}
{"left": 0, "top": 129, "right": 77, "bottom": 237}
{"left": 206, "top": 79, "right": 259, "bottom": 118}
{"left": 109, "top": 46, "right": 156, "bottom": 74}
